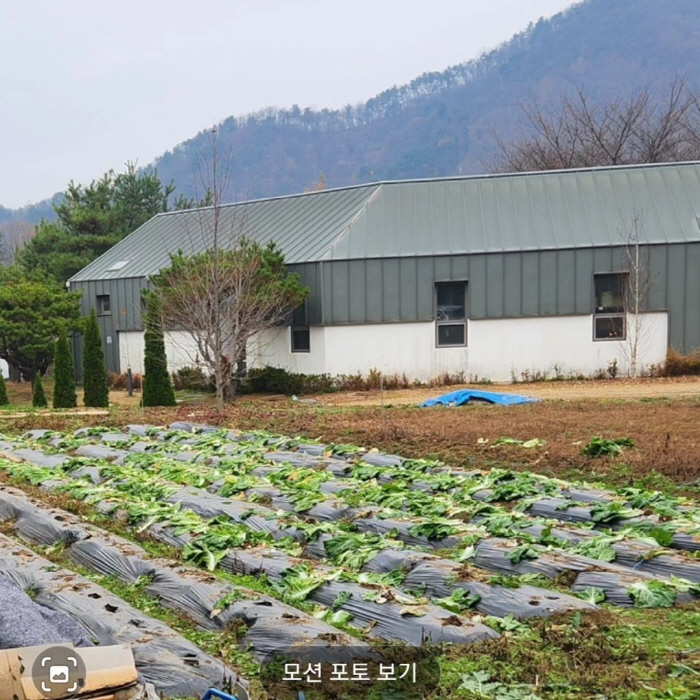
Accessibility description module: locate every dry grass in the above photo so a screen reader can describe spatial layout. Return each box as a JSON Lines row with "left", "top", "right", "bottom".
{"left": 2, "top": 390, "right": 699, "bottom": 493}
{"left": 225, "top": 398, "right": 700, "bottom": 492}
{"left": 664, "top": 347, "right": 700, "bottom": 376}
{"left": 313, "top": 375, "right": 700, "bottom": 406}
{"left": 0, "top": 378, "right": 141, "bottom": 413}
{"left": 3, "top": 374, "right": 700, "bottom": 492}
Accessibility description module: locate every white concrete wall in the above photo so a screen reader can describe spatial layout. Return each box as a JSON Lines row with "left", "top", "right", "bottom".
{"left": 249, "top": 323, "right": 467, "bottom": 380}
{"left": 249, "top": 312, "right": 669, "bottom": 382}
{"left": 250, "top": 327, "right": 327, "bottom": 375}
{"left": 467, "top": 312, "right": 668, "bottom": 382}
{"left": 322, "top": 322, "right": 468, "bottom": 380}
{"left": 123, "top": 311, "right": 669, "bottom": 383}
{"left": 118, "top": 330, "right": 205, "bottom": 375}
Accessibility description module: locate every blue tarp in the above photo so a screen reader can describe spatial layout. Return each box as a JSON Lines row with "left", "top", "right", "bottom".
{"left": 421, "top": 389, "right": 540, "bottom": 407}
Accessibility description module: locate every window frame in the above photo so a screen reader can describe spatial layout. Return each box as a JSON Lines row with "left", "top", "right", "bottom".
{"left": 435, "top": 280, "right": 468, "bottom": 348}
{"left": 592, "top": 272, "right": 627, "bottom": 342}
{"left": 96, "top": 294, "right": 111, "bottom": 316}
{"left": 291, "top": 302, "right": 310, "bottom": 353}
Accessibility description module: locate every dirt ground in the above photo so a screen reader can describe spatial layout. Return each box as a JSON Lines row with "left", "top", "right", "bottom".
{"left": 311, "top": 376, "right": 700, "bottom": 406}
{"left": 4, "top": 376, "right": 700, "bottom": 493}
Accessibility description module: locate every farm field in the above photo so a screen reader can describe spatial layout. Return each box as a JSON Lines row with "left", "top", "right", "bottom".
{"left": 315, "top": 376, "right": 700, "bottom": 406}
{"left": 0, "top": 411, "right": 698, "bottom": 699}
{"left": 4, "top": 376, "right": 700, "bottom": 490}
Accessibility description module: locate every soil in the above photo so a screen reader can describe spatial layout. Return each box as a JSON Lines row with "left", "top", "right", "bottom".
{"left": 3, "top": 375, "right": 700, "bottom": 492}
{"left": 309, "top": 376, "right": 700, "bottom": 407}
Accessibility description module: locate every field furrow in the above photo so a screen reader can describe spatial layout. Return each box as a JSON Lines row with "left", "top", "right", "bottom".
{"left": 0, "top": 529, "right": 248, "bottom": 698}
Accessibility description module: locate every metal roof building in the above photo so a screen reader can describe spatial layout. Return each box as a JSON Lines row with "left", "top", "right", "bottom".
{"left": 70, "top": 161, "right": 700, "bottom": 382}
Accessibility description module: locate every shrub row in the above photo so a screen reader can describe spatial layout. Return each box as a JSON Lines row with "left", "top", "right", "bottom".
{"left": 245, "top": 366, "right": 467, "bottom": 395}
{"left": 103, "top": 347, "right": 700, "bottom": 398}
{"left": 662, "top": 348, "right": 700, "bottom": 376}
{"left": 107, "top": 371, "right": 143, "bottom": 391}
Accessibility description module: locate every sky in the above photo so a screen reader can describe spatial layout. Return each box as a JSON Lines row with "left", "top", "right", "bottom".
{"left": 0, "top": 0, "right": 577, "bottom": 208}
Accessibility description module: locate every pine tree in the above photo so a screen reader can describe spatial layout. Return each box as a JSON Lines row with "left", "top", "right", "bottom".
{"left": 53, "top": 328, "right": 77, "bottom": 409}
{"left": 32, "top": 375, "right": 47, "bottom": 408}
{"left": 142, "top": 293, "right": 177, "bottom": 407}
{"left": 0, "top": 375, "right": 9, "bottom": 406}
{"left": 82, "top": 309, "right": 109, "bottom": 407}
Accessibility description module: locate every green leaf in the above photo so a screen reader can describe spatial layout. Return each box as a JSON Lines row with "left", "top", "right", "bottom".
{"left": 627, "top": 580, "right": 677, "bottom": 608}
{"left": 436, "top": 588, "right": 482, "bottom": 613}
{"left": 331, "top": 590, "right": 352, "bottom": 610}
{"left": 408, "top": 519, "right": 459, "bottom": 540}
{"left": 327, "top": 610, "right": 354, "bottom": 625}
{"left": 273, "top": 565, "right": 332, "bottom": 604}
{"left": 484, "top": 614, "right": 529, "bottom": 635}
{"left": 324, "top": 532, "right": 388, "bottom": 570}
{"left": 572, "top": 535, "right": 620, "bottom": 562}
{"left": 455, "top": 544, "right": 478, "bottom": 562}
{"left": 648, "top": 527, "right": 674, "bottom": 547}
{"left": 505, "top": 544, "right": 540, "bottom": 564}
{"left": 576, "top": 587, "right": 606, "bottom": 605}
{"left": 581, "top": 437, "right": 634, "bottom": 458}
{"left": 589, "top": 501, "right": 641, "bottom": 524}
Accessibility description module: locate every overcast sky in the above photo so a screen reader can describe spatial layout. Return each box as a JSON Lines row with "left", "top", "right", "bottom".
{"left": 0, "top": 0, "right": 577, "bottom": 208}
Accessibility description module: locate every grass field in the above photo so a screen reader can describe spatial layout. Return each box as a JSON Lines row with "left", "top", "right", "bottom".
{"left": 0, "top": 377, "right": 699, "bottom": 698}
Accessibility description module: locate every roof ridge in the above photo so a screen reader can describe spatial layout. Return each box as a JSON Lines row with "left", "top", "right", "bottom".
{"left": 152, "top": 160, "right": 700, "bottom": 217}
{"left": 154, "top": 180, "right": 381, "bottom": 218}
{"left": 320, "top": 184, "right": 384, "bottom": 261}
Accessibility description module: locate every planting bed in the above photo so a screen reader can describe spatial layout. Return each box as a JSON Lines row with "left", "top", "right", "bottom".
{"left": 0, "top": 422, "right": 699, "bottom": 695}
{"left": 0, "top": 530, "right": 247, "bottom": 698}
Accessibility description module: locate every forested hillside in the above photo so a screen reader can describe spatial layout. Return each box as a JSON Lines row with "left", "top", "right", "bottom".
{"left": 4, "top": 0, "right": 700, "bottom": 221}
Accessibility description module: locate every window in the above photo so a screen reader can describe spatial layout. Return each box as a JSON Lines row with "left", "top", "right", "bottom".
{"left": 106, "top": 260, "right": 130, "bottom": 272}
{"left": 291, "top": 303, "right": 310, "bottom": 352}
{"left": 97, "top": 294, "right": 111, "bottom": 315}
{"left": 436, "top": 281, "right": 467, "bottom": 347}
{"left": 593, "top": 273, "right": 626, "bottom": 340}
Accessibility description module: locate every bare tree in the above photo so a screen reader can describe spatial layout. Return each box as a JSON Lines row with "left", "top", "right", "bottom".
{"left": 0, "top": 221, "right": 35, "bottom": 265}
{"left": 619, "top": 216, "right": 655, "bottom": 376}
{"left": 304, "top": 172, "right": 327, "bottom": 192}
{"left": 151, "top": 128, "right": 307, "bottom": 411}
{"left": 492, "top": 78, "right": 700, "bottom": 172}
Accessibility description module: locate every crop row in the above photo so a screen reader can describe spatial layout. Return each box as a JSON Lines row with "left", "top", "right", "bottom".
{"left": 0, "top": 441, "right": 508, "bottom": 645}
{"left": 2, "top": 424, "right": 699, "bottom": 613}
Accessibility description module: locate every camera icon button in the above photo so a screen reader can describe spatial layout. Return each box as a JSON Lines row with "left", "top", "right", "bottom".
{"left": 31, "top": 646, "right": 86, "bottom": 699}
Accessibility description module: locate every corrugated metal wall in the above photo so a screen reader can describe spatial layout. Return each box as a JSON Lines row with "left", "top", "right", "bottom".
{"left": 71, "top": 277, "right": 150, "bottom": 378}
{"left": 317, "top": 242, "right": 700, "bottom": 352}
{"left": 70, "top": 242, "right": 700, "bottom": 375}
{"left": 287, "top": 263, "right": 323, "bottom": 325}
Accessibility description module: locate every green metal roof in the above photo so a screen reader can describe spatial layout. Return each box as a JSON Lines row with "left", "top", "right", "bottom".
{"left": 70, "top": 161, "right": 700, "bottom": 282}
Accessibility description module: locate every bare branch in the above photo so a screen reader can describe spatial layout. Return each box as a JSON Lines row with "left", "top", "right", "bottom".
{"left": 491, "top": 77, "right": 700, "bottom": 173}
{"left": 150, "top": 131, "right": 306, "bottom": 411}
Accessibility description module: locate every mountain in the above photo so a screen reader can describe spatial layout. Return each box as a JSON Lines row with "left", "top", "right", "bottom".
{"left": 0, "top": 197, "right": 60, "bottom": 225}
{"left": 4, "top": 0, "right": 700, "bottom": 221}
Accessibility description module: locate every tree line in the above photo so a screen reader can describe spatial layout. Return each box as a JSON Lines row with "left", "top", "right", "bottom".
{"left": 0, "top": 136, "right": 306, "bottom": 410}
{"left": 0, "top": 163, "right": 204, "bottom": 386}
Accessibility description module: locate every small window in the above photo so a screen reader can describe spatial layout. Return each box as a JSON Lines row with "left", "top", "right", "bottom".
{"left": 437, "top": 324, "right": 466, "bottom": 346}
{"left": 291, "top": 303, "right": 310, "bottom": 353}
{"left": 436, "top": 282, "right": 467, "bottom": 347}
{"left": 97, "top": 294, "right": 111, "bottom": 315}
{"left": 595, "top": 316, "right": 625, "bottom": 340}
{"left": 593, "top": 273, "right": 626, "bottom": 341}
{"left": 107, "top": 260, "right": 130, "bottom": 272}
{"left": 595, "top": 273, "right": 625, "bottom": 313}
